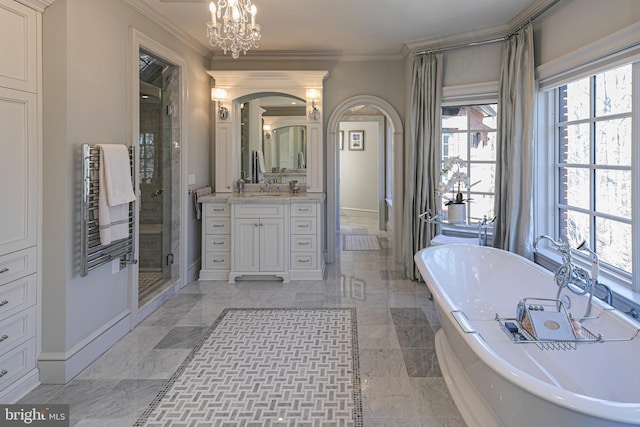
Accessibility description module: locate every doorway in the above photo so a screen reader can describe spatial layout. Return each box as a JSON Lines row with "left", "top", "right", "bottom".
{"left": 137, "top": 49, "right": 180, "bottom": 307}
{"left": 327, "top": 95, "right": 404, "bottom": 265}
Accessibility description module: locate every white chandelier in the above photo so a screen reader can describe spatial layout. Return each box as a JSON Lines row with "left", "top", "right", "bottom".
{"left": 207, "top": 0, "right": 261, "bottom": 59}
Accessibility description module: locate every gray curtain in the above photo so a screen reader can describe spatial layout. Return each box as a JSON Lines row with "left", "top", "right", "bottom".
{"left": 493, "top": 24, "right": 535, "bottom": 258}
{"left": 402, "top": 53, "right": 442, "bottom": 279}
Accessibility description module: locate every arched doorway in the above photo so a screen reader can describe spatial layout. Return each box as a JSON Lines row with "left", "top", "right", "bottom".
{"left": 326, "top": 96, "right": 403, "bottom": 264}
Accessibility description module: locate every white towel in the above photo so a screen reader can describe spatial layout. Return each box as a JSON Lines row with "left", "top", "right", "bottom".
{"left": 96, "top": 144, "right": 136, "bottom": 245}
{"left": 194, "top": 186, "right": 212, "bottom": 220}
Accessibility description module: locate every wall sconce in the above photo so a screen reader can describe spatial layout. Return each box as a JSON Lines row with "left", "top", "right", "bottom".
{"left": 211, "top": 87, "right": 229, "bottom": 120}
{"left": 263, "top": 124, "right": 271, "bottom": 140}
{"left": 306, "top": 88, "right": 320, "bottom": 121}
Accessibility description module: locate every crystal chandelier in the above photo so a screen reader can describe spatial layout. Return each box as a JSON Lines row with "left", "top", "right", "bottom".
{"left": 207, "top": 0, "right": 261, "bottom": 59}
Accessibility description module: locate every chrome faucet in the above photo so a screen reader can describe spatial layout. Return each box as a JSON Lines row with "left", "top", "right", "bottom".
{"left": 533, "top": 235, "right": 597, "bottom": 320}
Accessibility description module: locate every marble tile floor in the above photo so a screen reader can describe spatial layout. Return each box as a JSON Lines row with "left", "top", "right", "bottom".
{"left": 21, "top": 216, "right": 466, "bottom": 427}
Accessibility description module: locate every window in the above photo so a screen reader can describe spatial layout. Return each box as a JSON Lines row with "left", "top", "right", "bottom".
{"left": 554, "top": 64, "right": 633, "bottom": 278}
{"left": 440, "top": 104, "right": 498, "bottom": 221}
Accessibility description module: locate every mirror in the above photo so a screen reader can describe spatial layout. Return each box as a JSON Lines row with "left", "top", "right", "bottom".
{"left": 239, "top": 94, "right": 307, "bottom": 184}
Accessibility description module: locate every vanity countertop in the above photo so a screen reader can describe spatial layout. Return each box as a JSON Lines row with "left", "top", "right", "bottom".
{"left": 198, "top": 192, "right": 325, "bottom": 204}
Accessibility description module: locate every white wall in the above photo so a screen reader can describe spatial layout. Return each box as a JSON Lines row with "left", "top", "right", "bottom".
{"left": 339, "top": 121, "right": 380, "bottom": 219}
{"left": 41, "top": 0, "right": 211, "bottom": 382}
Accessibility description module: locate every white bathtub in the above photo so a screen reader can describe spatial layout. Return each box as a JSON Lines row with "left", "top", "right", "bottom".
{"left": 415, "top": 244, "right": 640, "bottom": 427}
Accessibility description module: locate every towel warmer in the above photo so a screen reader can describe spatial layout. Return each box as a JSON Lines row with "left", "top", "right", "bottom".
{"left": 80, "top": 144, "right": 136, "bottom": 276}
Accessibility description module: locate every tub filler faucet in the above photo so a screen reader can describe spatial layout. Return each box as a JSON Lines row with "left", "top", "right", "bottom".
{"left": 533, "top": 235, "right": 599, "bottom": 320}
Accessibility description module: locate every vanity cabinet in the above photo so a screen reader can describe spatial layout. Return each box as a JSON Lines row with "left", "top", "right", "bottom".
{"left": 230, "top": 204, "right": 288, "bottom": 282}
{"left": 199, "top": 194, "right": 325, "bottom": 283}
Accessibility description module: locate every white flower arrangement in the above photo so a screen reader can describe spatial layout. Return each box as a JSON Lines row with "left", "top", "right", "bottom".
{"left": 437, "top": 156, "right": 469, "bottom": 205}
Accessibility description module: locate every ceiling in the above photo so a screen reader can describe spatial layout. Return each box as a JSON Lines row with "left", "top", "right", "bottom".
{"left": 129, "top": 0, "right": 556, "bottom": 59}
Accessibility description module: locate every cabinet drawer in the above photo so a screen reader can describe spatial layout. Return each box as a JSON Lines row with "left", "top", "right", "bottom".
{"left": 291, "top": 203, "right": 317, "bottom": 217}
{"left": 0, "top": 306, "right": 36, "bottom": 356}
{"left": 0, "top": 247, "right": 36, "bottom": 287}
{"left": 205, "top": 218, "right": 231, "bottom": 235}
{"left": 204, "top": 203, "right": 230, "bottom": 217}
{"left": 205, "top": 252, "right": 231, "bottom": 269}
{"left": 0, "top": 275, "right": 36, "bottom": 321}
{"left": 0, "top": 338, "right": 36, "bottom": 391}
{"left": 291, "top": 218, "right": 316, "bottom": 234}
{"left": 205, "top": 235, "right": 231, "bottom": 252}
{"left": 291, "top": 253, "right": 318, "bottom": 270}
{"left": 291, "top": 235, "right": 317, "bottom": 252}
{"left": 234, "top": 204, "right": 284, "bottom": 218}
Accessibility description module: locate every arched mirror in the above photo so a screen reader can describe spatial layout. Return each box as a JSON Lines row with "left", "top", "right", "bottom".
{"left": 238, "top": 94, "right": 307, "bottom": 184}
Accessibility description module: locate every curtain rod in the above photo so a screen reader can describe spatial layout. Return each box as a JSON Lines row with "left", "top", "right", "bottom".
{"left": 413, "top": 0, "right": 561, "bottom": 56}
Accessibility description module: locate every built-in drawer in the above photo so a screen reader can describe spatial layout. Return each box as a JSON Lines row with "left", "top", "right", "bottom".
{"left": 291, "top": 203, "right": 317, "bottom": 217}
{"left": 0, "top": 338, "right": 36, "bottom": 391}
{"left": 291, "top": 253, "right": 318, "bottom": 270}
{"left": 0, "top": 247, "right": 36, "bottom": 288}
{"left": 0, "top": 306, "right": 36, "bottom": 356}
{"left": 234, "top": 204, "right": 284, "bottom": 219}
{"left": 291, "top": 235, "right": 317, "bottom": 252}
{"left": 205, "top": 252, "right": 231, "bottom": 270}
{"left": 205, "top": 235, "right": 231, "bottom": 252}
{"left": 0, "top": 275, "right": 36, "bottom": 321}
{"left": 204, "top": 203, "right": 230, "bottom": 217}
{"left": 205, "top": 218, "right": 231, "bottom": 235}
{"left": 291, "top": 218, "right": 316, "bottom": 234}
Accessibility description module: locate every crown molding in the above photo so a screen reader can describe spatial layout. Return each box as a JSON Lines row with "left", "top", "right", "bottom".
{"left": 15, "top": 0, "right": 55, "bottom": 12}
{"left": 121, "top": 0, "right": 210, "bottom": 57}
{"left": 209, "top": 50, "right": 404, "bottom": 64}
{"left": 405, "top": 0, "right": 560, "bottom": 56}
{"left": 207, "top": 70, "right": 329, "bottom": 89}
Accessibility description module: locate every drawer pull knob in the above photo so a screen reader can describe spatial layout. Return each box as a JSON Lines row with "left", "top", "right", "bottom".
{"left": 213, "top": 259, "right": 224, "bottom": 263}
{"left": 300, "top": 259, "right": 310, "bottom": 263}
{"left": 299, "top": 242, "right": 310, "bottom": 246}
{"left": 0, "top": 335, "right": 8, "bottom": 343}
{"left": 213, "top": 208, "right": 224, "bottom": 212}
{"left": 0, "top": 268, "right": 8, "bottom": 274}
{"left": 300, "top": 225, "right": 310, "bottom": 228}
{"left": 300, "top": 208, "right": 310, "bottom": 212}
{"left": 0, "top": 300, "right": 8, "bottom": 307}
{"left": 0, "top": 370, "right": 7, "bottom": 378}
{"left": 213, "top": 224, "right": 224, "bottom": 227}
{"left": 213, "top": 242, "right": 223, "bottom": 245}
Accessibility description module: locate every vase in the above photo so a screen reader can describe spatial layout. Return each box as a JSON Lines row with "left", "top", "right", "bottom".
{"left": 447, "top": 203, "right": 466, "bottom": 224}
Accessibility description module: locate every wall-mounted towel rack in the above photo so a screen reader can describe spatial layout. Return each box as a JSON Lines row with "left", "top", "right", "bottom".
{"left": 80, "top": 144, "right": 136, "bottom": 276}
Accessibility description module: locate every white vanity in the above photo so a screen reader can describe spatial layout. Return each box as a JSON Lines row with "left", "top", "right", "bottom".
{"left": 199, "top": 193, "right": 325, "bottom": 282}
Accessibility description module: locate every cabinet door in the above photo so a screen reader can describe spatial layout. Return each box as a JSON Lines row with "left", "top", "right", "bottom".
{"left": 259, "top": 218, "right": 284, "bottom": 272}
{"left": 0, "top": 87, "right": 37, "bottom": 254}
{"left": 233, "top": 219, "right": 260, "bottom": 272}
{"left": 0, "top": 0, "right": 37, "bottom": 92}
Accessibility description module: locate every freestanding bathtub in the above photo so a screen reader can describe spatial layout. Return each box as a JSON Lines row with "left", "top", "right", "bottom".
{"left": 415, "top": 244, "right": 640, "bottom": 427}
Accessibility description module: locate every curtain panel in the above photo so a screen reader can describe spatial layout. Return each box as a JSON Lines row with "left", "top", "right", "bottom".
{"left": 493, "top": 24, "right": 535, "bottom": 258}
{"left": 402, "top": 53, "right": 442, "bottom": 279}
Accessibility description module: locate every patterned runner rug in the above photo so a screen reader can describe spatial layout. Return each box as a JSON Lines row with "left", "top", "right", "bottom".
{"left": 343, "top": 234, "right": 381, "bottom": 251}
{"left": 135, "top": 308, "right": 362, "bottom": 427}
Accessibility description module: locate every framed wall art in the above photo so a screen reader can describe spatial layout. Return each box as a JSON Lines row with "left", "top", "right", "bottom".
{"left": 348, "top": 130, "right": 364, "bottom": 151}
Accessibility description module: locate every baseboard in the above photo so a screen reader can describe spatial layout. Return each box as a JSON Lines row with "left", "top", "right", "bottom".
{"left": 340, "top": 207, "right": 378, "bottom": 220}
{"left": 187, "top": 258, "right": 201, "bottom": 286}
{"left": 38, "top": 311, "right": 131, "bottom": 384}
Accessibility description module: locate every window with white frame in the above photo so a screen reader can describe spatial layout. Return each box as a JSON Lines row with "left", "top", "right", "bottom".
{"left": 552, "top": 63, "right": 633, "bottom": 281}
{"left": 440, "top": 104, "right": 498, "bottom": 221}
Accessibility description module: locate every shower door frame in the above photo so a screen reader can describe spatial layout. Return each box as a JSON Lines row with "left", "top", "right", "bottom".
{"left": 129, "top": 29, "right": 189, "bottom": 327}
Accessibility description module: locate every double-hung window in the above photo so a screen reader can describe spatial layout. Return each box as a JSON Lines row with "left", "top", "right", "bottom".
{"left": 440, "top": 104, "right": 498, "bottom": 221}
{"left": 541, "top": 62, "right": 636, "bottom": 290}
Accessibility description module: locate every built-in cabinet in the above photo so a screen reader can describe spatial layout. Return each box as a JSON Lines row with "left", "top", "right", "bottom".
{"left": 0, "top": 0, "right": 48, "bottom": 402}
{"left": 199, "top": 194, "right": 325, "bottom": 283}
